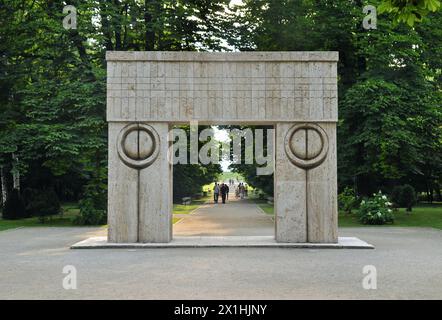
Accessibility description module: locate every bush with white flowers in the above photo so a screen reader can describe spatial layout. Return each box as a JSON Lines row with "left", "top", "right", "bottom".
{"left": 357, "top": 191, "right": 394, "bottom": 225}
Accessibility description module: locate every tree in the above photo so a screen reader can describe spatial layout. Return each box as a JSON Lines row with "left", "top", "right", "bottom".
{"left": 391, "top": 184, "right": 417, "bottom": 211}
{"left": 25, "top": 188, "right": 61, "bottom": 223}
{"left": 173, "top": 125, "right": 222, "bottom": 201}
{"left": 338, "top": 187, "right": 359, "bottom": 215}
{"left": 228, "top": 1, "right": 441, "bottom": 198}
{"left": 378, "top": 0, "right": 441, "bottom": 26}
{"left": 339, "top": 11, "right": 442, "bottom": 195}
{"left": 2, "top": 189, "right": 26, "bottom": 220}
{"left": 1, "top": 0, "right": 440, "bottom": 211}
{"left": 228, "top": 125, "right": 274, "bottom": 195}
{"left": 0, "top": 0, "right": 233, "bottom": 220}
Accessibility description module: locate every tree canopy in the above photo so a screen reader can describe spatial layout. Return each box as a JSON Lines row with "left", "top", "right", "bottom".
{"left": 0, "top": 0, "right": 440, "bottom": 217}
{"left": 227, "top": 0, "right": 441, "bottom": 199}
{"left": 378, "top": 0, "right": 441, "bottom": 26}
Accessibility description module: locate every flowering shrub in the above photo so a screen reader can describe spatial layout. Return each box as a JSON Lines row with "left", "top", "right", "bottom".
{"left": 338, "top": 187, "right": 358, "bottom": 214}
{"left": 357, "top": 191, "right": 394, "bottom": 225}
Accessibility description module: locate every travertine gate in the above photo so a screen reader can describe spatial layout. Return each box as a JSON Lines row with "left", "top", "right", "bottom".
{"left": 106, "top": 51, "right": 338, "bottom": 243}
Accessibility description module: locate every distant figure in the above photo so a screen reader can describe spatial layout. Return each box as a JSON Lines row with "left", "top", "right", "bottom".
{"left": 220, "top": 183, "right": 228, "bottom": 204}
{"left": 213, "top": 183, "right": 220, "bottom": 204}
{"left": 239, "top": 183, "right": 245, "bottom": 199}
{"left": 244, "top": 183, "right": 248, "bottom": 197}
{"left": 226, "top": 184, "right": 230, "bottom": 200}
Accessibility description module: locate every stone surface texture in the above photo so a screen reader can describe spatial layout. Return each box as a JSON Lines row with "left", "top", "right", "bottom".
{"left": 108, "top": 122, "right": 172, "bottom": 243}
{"left": 72, "top": 236, "right": 372, "bottom": 249}
{"left": 106, "top": 51, "right": 338, "bottom": 123}
{"left": 106, "top": 51, "right": 338, "bottom": 243}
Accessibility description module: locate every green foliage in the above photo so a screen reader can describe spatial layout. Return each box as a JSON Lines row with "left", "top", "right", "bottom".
{"left": 390, "top": 184, "right": 417, "bottom": 211}
{"left": 173, "top": 125, "right": 222, "bottom": 201}
{"left": 229, "top": 1, "right": 441, "bottom": 197}
{"left": 338, "top": 187, "right": 359, "bottom": 214}
{"left": 228, "top": 126, "right": 274, "bottom": 195}
{"left": 0, "top": 0, "right": 108, "bottom": 209}
{"left": 358, "top": 191, "right": 395, "bottom": 225}
{"left": 379, "top": 0, "right": 441, "bottom": 26}
{"left": 24, "top": 188, "right": 61, "bottom": 223}
{"left": 390, "top": 185, "right": 404, "bottom": 208}
{"left": 73, "top": 173, "right": 108, "bottom": 225}
{"left": 340, "top": 79, "right": 425, "bottom": 179}
{"left": 230, "top": 164, "right": 274, "bottom": 196}
{"left": 338, "top": 13, "right": 442, "bottom": 195}
{"left": 2, "top": 189, "right": 26, "bottom": 220}
{"left": 340, "top": 203, "right": 442, "bottom": 228}
{"left": 174, "top": 163, "right": 222, "bottom": 201}
{"left": 74, "top": 198, "right": 107, "bottom": 226}
{"left": 0, "top": 0, "right": 440, "bottom": 207}
{"left": 258, "top": 192, "right": 266, "bottom": 200}
{"left": 0, "top": 0, "right": 230, "bottom": 208}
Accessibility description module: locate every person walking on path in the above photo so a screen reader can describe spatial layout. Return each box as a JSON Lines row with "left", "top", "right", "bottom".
{"left": 213, "top": 183, "right": 220, "bottom": 204}
{"left": 220, "top": 183, "right": 228, "bottom": 204}
{"left": 239, "top": 183, "right": 245, "bottom": 199}
{"left": 226, "top": 184, "right": 230, "bottom": 200}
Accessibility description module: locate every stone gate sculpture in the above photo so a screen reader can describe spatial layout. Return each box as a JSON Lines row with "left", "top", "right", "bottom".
{"left": 106, "top": 51, "right": 338, "bottom": 244}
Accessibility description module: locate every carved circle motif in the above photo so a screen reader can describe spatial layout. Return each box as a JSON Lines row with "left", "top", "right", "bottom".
{"left": 284, "top": 123, "right": 329, "bottom": 169}
{"left": 117, "top": 123, "right": 160, "bottom": 169}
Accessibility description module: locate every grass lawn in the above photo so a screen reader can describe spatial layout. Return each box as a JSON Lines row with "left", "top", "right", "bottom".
{"left": 0, "top": 203, "right": 85, "bottom": 231}
{"left": 172, "top": 196, "right": 209, "bottom": 215}
{"left": 249, "top": 193, "right": 274, "bottom": 215}
{"left": 339, "top": 203, "right": 442, "bottom": 229}
{"left": 171, "top": 196, "right": 210, "bottom": 225}
{"left": 253, "top": 200, "right": 442, "bottom": 230}
{"left": 256, "top": 202, "right": 274, "bottom": 215}
{"left": 0, "top": 197, "right": 210, "bottom": 232}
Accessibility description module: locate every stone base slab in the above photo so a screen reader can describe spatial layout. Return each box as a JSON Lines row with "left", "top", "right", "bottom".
{"left": 71, "top": 236, "right": 374, "bottom": 249}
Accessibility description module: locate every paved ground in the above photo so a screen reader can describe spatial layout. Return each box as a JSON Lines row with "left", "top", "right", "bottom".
{"left": 0, "top": 223, "right": 441, "bottom": 299}
{"left": 174, "top": 197, "right": 274, "bottom": 236}
{"left": 72, "top": 198, "right": 371, "bottom": 248}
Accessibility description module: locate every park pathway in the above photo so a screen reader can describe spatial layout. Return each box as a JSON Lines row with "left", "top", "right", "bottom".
{"left": 174, "top": 195, "right": 274, "bottom": 236}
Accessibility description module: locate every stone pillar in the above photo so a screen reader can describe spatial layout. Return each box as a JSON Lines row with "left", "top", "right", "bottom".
{"left": 275, "top": 123, "right": 307, "bottom": 242}
{"left": 108, "top": 122, "right": 138, "bottom": 243}
{"left": 306, "top": 123, "right": 338, "bottom": 243}
{"left": 138, "top": 123, "right": 173, "bottom": 242}
{"left": 275, "top": 122, "right": 337, "bottom": 243}
{"left": 108, "top": 122, "right": 172, "bottom": 243}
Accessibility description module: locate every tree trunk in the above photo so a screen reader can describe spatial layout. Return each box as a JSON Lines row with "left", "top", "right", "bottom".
{"left": 113, "top": 0, "right": 123, "bottom": 50}
{"left": 99, "top": 1, "right": 114, "bottom": 51}
{"left": 425, "top": 181, "right": 431, "bottom": 202}
{"left": 436, "top": 184, "right": 442, "bottom": 202}
{"left": 12, "top": 153, "right": 20, "bottom": 191}
{"left": 144, "top": 0, "right": 155, "bottom": 50}
{"left": 0, "top": 165, "right": 7, "bottom": 208}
